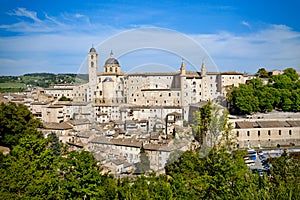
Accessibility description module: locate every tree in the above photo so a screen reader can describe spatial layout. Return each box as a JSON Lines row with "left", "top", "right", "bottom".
{"left": 208, "top": 104, "right": 227, "bottom": 147}
{"left": 228, "top": 84, "right": 259, "bottom": 114}
{"left": 268, "top": 152, "right": 300, "bottom": 199}
{"left": 135, "top": 145, "right": 150, "bottom": 174}
{"left": 0, "top": 102, "right": 42, "bottom": 148}
{"left": 48, "top": 132, "right": 61, "bottom": 156}
{"left": 0, "top": 134, "right": 60, "bottom": 199}
{"left": 192, "top": 100, "right": 212, "bottom": 144}
{"left": 58, "top": 95, "right": 72, "bottom": 101}
{"left": 256, "top": 68, "right": 269, "bottom": 78}
{"left": 283, "top": 68, "right": 299, "bottom": 81}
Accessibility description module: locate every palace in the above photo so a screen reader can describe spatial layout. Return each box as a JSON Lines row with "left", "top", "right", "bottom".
{"left": 43, "top": 47, "right": 252, "bottom": 129}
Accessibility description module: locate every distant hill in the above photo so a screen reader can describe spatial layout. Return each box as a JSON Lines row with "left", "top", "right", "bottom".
{"left": 0, "top": 73, "right": 88, "bottom": 93}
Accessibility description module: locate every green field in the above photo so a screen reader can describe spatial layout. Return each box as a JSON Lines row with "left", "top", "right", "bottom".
{"left": 0, "top": 82, "right": 26, "bottom": 88}
{"left": 0, "top": 82, "right": 27, "bottom": 93}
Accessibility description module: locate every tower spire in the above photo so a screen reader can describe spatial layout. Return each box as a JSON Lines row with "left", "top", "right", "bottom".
{"left": 110, "top": 50, "right": 114, "bottom": 58}
{"left": 181, "top": 58, "right": 185, "bottom": 70}
{"left": 180, "top": 58, "right": 186, "bottom": 75}
{"left": 201, "top": 58, "right": 206, "bottom": 76}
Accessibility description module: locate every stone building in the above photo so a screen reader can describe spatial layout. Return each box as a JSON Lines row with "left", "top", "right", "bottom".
{"left": 76, "top": 47, "right": 250, "bottom": 129}
{"left": 232, "top": 119, "right": 300, "bottom": 148}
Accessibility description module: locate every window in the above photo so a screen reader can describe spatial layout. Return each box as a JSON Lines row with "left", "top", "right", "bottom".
{"left": 289, "top": 130, "right": 292, "bottom": 135}
{"left": 268, "top": 130, "right": 271, "bottom": 136}
{"left": 247, "top": 131, "right": 250, "bottom": 137}
{"left": 169, "top": 93, "right": 171, "bottom": 96}
{"left": 279, "top": 130, "right": 281, "bottom": 135}
{"left": 236, "top": 131, "right": 239, "bottom": 137}
{"left": 91, "top": 61, "right": 94, "bottom": 68}
{"left": 258, "top": 131, "right": 260, "bottom": 137}
{"left": 110, "top": 67, "right": 112, "bottom": 72}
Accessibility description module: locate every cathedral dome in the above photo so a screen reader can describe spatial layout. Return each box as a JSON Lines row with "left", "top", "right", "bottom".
{"left": 105, "top": 51, "right": 119, "bottom": 65}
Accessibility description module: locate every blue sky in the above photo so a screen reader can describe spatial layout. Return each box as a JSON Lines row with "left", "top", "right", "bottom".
{"left": 0, "top": 0, "right": 300, "bottom": 75}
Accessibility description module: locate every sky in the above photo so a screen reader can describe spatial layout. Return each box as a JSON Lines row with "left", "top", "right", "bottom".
{"left": 0, "top": 0, "right": 300, "bottom": 75}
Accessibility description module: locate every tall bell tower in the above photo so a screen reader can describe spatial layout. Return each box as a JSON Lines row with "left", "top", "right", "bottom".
{"left": 88, "top": 47, "right": 98, "bottom": 86}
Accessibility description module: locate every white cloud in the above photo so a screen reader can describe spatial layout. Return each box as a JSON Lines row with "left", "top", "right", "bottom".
{"left": 75, "top": 13, "right": 84, "bottom": 18}
{"left": 0, "top": 7, "right": 300, "bottom": 75}
{"left": 241, "top": 20, "right": 251, "bottom": 29}
{"left": 192, "top": 25, "right": 300, "bottom": 72}
{"left": 7, "top": 7, "right": 42, "bottom": 23}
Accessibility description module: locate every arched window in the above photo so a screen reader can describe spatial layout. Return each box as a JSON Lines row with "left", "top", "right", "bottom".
{"left": 91, "top": 61, "right": 94, "bottom": 68}
{"left": 110, "top": 67, "right": 113, "bottom": 72}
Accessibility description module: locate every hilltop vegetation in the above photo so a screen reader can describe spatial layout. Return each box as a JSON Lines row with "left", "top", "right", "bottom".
{"left": 0, "top": 73, "right": 88, "bottom": 93}
{"left": 0, "top": 102, "right": 299, "bottom": 199}
{"left": 228, "top": 68, "right": 300, "bottom": 114}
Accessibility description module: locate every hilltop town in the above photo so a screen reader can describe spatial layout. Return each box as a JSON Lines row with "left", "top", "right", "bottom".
{"left": 1, "top": 47, "right": 300, "bottom": 176}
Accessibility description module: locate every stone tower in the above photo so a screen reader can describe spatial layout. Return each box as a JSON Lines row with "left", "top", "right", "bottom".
{"left": 88, "top": 47, "right": 98, "bottom": 86}
{"left": 201, "top": 59, "right": 206, "bottom": 77}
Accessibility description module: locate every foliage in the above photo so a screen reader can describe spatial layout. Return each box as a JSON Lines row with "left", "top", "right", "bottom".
{"left": 59, "top": 95, "right": 72, "bottom": 101}
{"left": 0, "top": 73, "right": 88, "bottom": 93}
{"left": 268, "top": 152, "right": 300, "bottom": 199}
{"left": 135, "top": 145, "right": 150, "bottom": 174}
{"left": 192, "top": 100, "right": 212, "bottom": 144}
{"left": 1, "top": 100, "right": 300, "bottom": 199}
{"left": 0, "top": 102, "right": 43, "bottom": 148}
{"left": 228, "top": 68, "right": 300, "bottom": 114}
{"left": 48, "top": 132, "right": 61, "bottom": 156}
{"left": 256, "top": 68, "right": 269, "bottom": 78}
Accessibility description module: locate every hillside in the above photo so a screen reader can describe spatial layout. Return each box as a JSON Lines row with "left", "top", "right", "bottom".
{"left": 0, "top": 73, "right": 88, "bottom": 93}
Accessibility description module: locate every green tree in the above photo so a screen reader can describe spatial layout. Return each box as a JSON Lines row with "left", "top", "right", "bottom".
{"left": 48, "top": 132, "right": 61, "bottom": 156}
{"left": 58, "top": 95, "right": 72, "bottom": 101}
{"left": 283, "top": 67, "right": 299, "bottom": 81}
{"left": 135, "top": 145, "right": 150, "bottom": 174}
{"left": 268, "top": 152, "right": 300, "bottom": 199}
{"left": 256, "top": 68, "right": 269, "bottom": 78}
{"left": 0, "top": 102, "right": 42, "bottom": 148}
{"left": 0, "top": 134, "right": 60, "bottom": 199}
{"left": 192, "top": 100, "right": 212, "bottom": 144}
{"left": 228, "top": 84, "right": 260, "bottom": 114}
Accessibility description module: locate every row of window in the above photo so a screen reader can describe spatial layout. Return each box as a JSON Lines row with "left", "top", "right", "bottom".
{"left": 237, "top": 130, "right": 293, "bottom": 137}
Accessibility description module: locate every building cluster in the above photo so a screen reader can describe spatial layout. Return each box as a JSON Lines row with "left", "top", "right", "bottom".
{"left": 1, "top": 47, "right": 300, "bottom": 175}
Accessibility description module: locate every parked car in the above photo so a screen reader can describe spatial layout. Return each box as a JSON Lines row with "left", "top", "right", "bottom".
{"left": 258, "top": 169, "right": 264, "bottom": 176}
{"left": 259, "top": 155, "right": 266, "bottom": 160}
{"left": 261, "top": 160, "right": 267, "bottom": 165}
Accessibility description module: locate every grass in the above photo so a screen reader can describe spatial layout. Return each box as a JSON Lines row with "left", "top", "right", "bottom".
{"left": 0, "top": 82, "right": 27, "bottom": 93}
{"left": 0, "top": 82, "right": 26, "bottom": 88}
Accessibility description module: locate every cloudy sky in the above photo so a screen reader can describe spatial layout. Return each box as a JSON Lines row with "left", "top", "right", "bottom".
{"left": 0, "top": 0, "right": 300, "bottom": 75}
